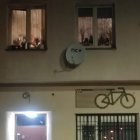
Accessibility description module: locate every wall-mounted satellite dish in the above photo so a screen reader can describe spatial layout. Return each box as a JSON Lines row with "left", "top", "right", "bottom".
{"left": 65, "top": 43, "right": 86, "bottom": 68}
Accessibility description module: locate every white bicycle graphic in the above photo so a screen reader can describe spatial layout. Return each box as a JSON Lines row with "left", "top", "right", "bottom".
{"left": 95, "top": 87, "right": 135, "bottom": 109}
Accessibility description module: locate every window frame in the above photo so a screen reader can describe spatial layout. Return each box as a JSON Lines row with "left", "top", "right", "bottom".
{"left": 76, "top": 4, "right": 116, "bottom": 50}
{"left": 7, "top": 4, "right": 47, "bottom": 51}
{"left": 76, "top": 113, "right": 137, "bottom": 140}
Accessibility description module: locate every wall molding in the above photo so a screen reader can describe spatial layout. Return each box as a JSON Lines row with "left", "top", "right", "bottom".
{"left": 1, "top": 80, "right": 140, "bottom": 87}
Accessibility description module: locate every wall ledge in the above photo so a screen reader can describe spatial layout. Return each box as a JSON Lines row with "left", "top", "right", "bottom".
{"left": 0, "top": 80, "right": 140, "bottom": 87}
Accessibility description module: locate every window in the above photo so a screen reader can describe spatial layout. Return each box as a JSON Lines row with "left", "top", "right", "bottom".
{"left": 78, "top": 5, "right": 115, "bottom": 49}
{"left": 76, "top": 114, "right": 137, "bottom": 140}
{"left": 7, "top": 5, "right": 46, "bottom": 51}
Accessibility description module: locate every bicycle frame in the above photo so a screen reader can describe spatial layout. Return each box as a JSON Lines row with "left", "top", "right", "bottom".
{"left": 102, "top": 88, "right": 128, "bottom": 105}
{"left": 95, "top": 87, "right": 135, "bottom": 109}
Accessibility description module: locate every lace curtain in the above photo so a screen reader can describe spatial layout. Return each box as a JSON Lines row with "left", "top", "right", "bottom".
{"left": 11, "top": 9, "right": 44, "bottom": 44}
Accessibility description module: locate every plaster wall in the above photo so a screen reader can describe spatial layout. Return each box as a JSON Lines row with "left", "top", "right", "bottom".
{"left": 0, "top": 87, "right": 139, "bottom": 140}
{"left": 0, "top": 0, "right": 140, "bottom": 83}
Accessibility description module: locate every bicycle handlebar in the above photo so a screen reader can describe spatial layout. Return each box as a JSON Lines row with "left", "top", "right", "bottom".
{"left": 106, "top": 87, "right": 125, "bottom": 92}
{"left": 106, "top": 88, "right": 115, "bottom": 91}
{"left": 118, "top": 87, "right": 125, "bottom": 91}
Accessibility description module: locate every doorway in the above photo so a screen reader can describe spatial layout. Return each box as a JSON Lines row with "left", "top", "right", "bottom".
{"left": 15, "top": 112, "right": 46, "bottom": 140}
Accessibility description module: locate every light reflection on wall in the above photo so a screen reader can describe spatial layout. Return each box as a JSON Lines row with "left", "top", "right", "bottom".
{"left": 6, "top": 112, "right": 15, "bottom": 140}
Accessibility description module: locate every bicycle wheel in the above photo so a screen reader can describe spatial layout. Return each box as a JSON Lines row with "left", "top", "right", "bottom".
{"left": 120, "top": 93, "right": 135, "bottom": 109}
{"left": 95, "top": 94, "right": 109, "bottom": 109}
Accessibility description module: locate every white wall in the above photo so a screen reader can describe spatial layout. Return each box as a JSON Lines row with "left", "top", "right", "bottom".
{"left": 0, "top": 0, "right": 140, "bottom": 83}
{"left": 0, "top": 86, "right": 140, "bottom": 140}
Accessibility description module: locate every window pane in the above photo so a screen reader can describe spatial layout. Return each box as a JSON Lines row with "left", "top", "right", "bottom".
{"left": 30, "top": 9, "right": 45, "bottom": 48}
{"left": 97, "top": 7, "right": 112, "bottom": 47}
{"left": 11, "top": 10, "right": 26, "bottom": 45}
{"left": 78, "top": 8, "right": 93, "bottom": 46}
{"left": 78, "top": 8, "right": 93, "bottom": 17}
{"left": 82, "top": 126, "right": 95, "bottom": 140}
{"left": 97, "top": 7, "right": 112, "bottom": 18}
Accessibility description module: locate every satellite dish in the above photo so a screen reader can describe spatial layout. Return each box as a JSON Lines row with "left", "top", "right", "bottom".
{"left": 65, "top": 43, "right": 86, "bottom": 68}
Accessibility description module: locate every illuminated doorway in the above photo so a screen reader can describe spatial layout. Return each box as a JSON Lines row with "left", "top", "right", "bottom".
{"left": 15, "top": 112, "right": 46, "bottom": 140}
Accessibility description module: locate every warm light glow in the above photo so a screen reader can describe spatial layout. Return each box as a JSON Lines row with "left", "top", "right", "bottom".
{"left": 104, "top": 136, "right": 107, "bottom": 139}
{"left": 24, "top": 111, "right": 38, "bottom": 118}
{"left": 110, "top": 130, "right": 114, "bottom": 133}
{"left": 111, "top": 137, "right": 114, "bottom": 139}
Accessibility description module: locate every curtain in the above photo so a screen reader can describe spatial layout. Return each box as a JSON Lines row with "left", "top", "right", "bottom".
{"left": 31, "top": 9, "right": 43, "bottom": 43}
{"left": 11, "top": 10, "right": 26, "bottom": 44}
{"left": 78, "top": 17, "right": 93, "bottom": 44}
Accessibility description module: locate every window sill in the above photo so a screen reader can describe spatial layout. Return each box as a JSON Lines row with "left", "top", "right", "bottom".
{"left": 6, "top": 45, "right": 47, "bottom": 51}
{"left": 83, "top": 44, "right": 116, "bottom": 50}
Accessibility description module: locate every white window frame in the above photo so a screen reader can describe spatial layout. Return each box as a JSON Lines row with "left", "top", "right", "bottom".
{"left": 76, "top": 3, "right": 115, "bottom": 50}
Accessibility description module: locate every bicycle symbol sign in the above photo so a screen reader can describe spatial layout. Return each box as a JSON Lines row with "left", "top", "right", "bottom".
{"left": 95, "top": 87, "right": 136, "bottom": 109}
